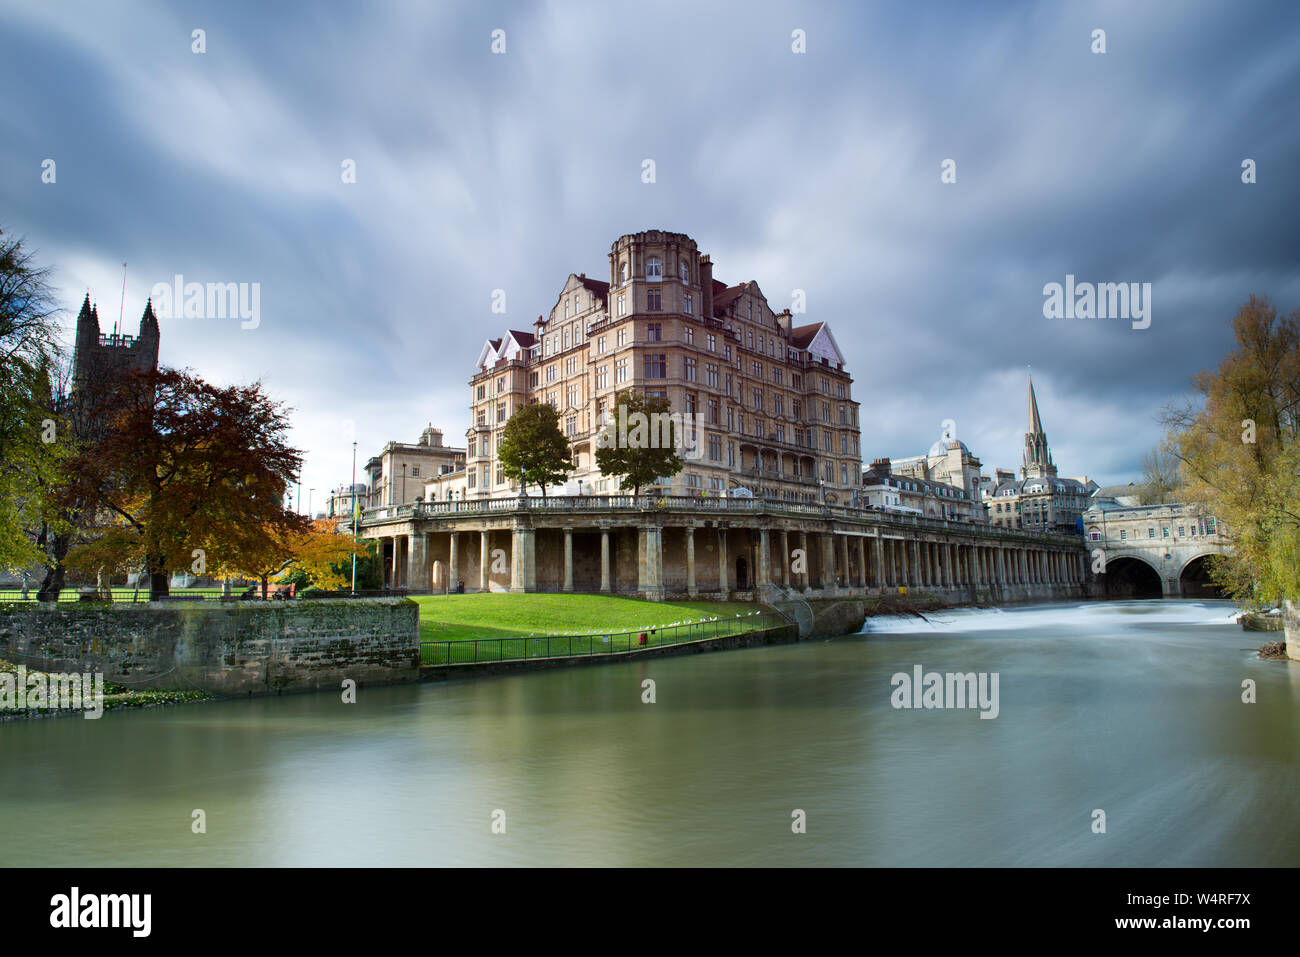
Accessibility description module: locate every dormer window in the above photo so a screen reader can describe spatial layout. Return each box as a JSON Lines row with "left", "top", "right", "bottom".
{"left": 646, "top": 257, "right": 662, "bottom": 280}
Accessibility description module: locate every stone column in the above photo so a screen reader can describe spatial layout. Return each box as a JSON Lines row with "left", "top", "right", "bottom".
{"left": 480, "top": 530, "right": 490, "bottom": 592}
{"left": 563, "top": 528, "right": 574, "bottom": 593}
{"left": 780, "top": 530, "right": 790, "bottom": 587}
{"left": 600, "top": 528, "right": 611, "bottom": 593}
{"left": 798, "top": 531, "right": 809, "bottom": 591}
{"left": 840, "top": 535, "right": 851, "bottom": 589}
{"left": 638, "top": 525, "right": 664, "bottom": 600}
{"left": 509, "top": 526, "right": 535, "bottom": 593}
{"left": 821, "top": 533, "right": 837, "bottom": 591}
{"left": 758, "top": 528, "right": 772, "bottom": 589}
{"left": 406, "top": 532, "right": 429, "bottom": 592}
{"left": 449, "top": 532, "right": 459, "bottom": 592}
{"left": 686, "top": 526, "right": 697, "bottom": 597}
{"left": 873, "top": 535, "right": 884, "bottom": 588}
{"left": 718, "top": 529, "right": 729, "bottom": 594}
{"left": 857, "top": 537, "right": 867, "bottom": 588}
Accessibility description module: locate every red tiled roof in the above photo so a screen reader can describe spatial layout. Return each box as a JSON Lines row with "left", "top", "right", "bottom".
{"left": 509, "top": 330, "right": 535, "bottom": 346}
{"left": 790, "top": 322, "right": 825, "bottom": 348}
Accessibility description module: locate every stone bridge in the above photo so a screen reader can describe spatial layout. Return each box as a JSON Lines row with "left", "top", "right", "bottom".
{"left": 357, "top": 494, "right": 1090, "bottom": 604}
{"left": 1084, "top": 503, "right": 1229, "bottom": 597}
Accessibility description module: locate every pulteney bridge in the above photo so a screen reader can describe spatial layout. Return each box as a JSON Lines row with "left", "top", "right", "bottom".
{"left": 357, "top": 494, "right": 1089, "bottom": 603}
{"left": 1084, "top": 502, "right": 1229, "bottom": 598}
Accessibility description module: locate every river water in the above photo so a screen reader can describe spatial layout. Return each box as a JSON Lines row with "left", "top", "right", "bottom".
{"left": 1, "top": 599, "right": 1295, "bottom": 866}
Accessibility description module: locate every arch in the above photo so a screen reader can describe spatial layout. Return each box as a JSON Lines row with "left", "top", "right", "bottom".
{"left": 736, "top": 555, "right": 750, "bottom": 590}
{"left": 1179, "top": 553, "right": 1226, "bottom": 598}
{"left": 432, "top": 559, "right": 447, "bottom": 593}
{"left": 1100, "top": 555, "right": 1162, "bottom": 599}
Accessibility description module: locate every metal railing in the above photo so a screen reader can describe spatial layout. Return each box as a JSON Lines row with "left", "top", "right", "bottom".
{"left": 420, "top": 610, "right": 790, "bottom": 666}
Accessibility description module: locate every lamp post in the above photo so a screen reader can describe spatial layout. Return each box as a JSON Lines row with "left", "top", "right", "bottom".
{"left": 351, "top": 441, "right": 358, "bottom": 595}
{"left": 308, "top": 488, "right": 315, "bottom": 520}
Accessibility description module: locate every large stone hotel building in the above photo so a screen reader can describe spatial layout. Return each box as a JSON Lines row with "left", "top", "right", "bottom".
{"left": 465, "top": 230, "right": 862, "bottom": 503}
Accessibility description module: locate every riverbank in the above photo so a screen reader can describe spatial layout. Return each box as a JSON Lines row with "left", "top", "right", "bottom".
{"left": 0, "top": 658, "right": 212, "bottom": 722}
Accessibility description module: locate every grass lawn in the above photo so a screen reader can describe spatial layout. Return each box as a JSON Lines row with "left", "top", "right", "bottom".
{"left": 414, "top": 593, "right": 782, "bottom": 664}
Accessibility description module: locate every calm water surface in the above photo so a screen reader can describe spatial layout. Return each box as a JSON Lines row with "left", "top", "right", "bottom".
{"left": 2, "top": 599, "right": 1296, "bottom": 866}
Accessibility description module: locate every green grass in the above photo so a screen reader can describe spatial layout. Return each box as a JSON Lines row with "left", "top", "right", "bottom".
{"left": 414, "top": 593, "right": 784, "bottom": 664}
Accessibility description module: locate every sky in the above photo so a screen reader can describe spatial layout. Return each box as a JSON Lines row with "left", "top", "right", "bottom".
{"left": 3, "top": 0, "right": 1299, "bottom": 509}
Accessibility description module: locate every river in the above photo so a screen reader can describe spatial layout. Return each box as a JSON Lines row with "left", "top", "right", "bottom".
{"left": 1, "top": 599, "right": 1295, "bottom": 866}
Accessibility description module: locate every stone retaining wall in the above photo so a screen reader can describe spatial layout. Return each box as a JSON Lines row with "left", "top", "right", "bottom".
{"left": 0, "top": 598, "right": 419, "bottom": 696}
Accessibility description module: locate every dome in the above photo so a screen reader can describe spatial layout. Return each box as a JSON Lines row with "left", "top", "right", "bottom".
{"left": 928, "top": 438, "right": 970, "bottom": 458}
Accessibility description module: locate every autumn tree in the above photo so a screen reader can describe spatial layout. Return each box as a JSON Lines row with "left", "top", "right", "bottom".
{"left": 213, "top": 519, "right": 363, "bottom": 599}
{"left": 497, "top": 401, "right": 574, "bottom": 497}
{"left": 68, "top": 368, "right": 306, "bottom": 599}
{"left": 1138, "top": 443, "right": 1182, "bottom": 505}
{"left": 1161, "top": 295, "right": 1300, "bottom": 607}
{"left": 0, "top": 230, "right": 62, "bottom": 574}
{"left": 594, "top": 389, "right": 684, "bottom": 496}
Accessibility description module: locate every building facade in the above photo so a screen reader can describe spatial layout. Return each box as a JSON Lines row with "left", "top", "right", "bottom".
{"left": 468, "top": 230, "right": 862, "bottom": 503}
{"left": 363, "top": 425, "right": 466, "bottom": 508}
{"left": 984, "top": 376, "right": 1093, "bottom": 534}
{"left": 890, "top": 433, "right": 987, "bottom": 519}
{"left": 861, "top": 457, "right": 986, "bottom": 521}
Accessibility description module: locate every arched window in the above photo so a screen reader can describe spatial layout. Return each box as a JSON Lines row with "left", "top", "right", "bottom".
{"left": 619, "top": 261, "right": 629, "bottom": 284}
{"left": 679, "top": 260, "right": 689, "bottom": 281}
{"left": 646, "top": 257, "right": 662, "bottom": 280}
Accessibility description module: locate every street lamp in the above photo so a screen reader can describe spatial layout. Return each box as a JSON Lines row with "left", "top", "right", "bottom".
{"left": 351, "top": 441, "right": 358, "bottom": 595}
{"left": 308, "top": 488, "right": 315, "bottom": 519}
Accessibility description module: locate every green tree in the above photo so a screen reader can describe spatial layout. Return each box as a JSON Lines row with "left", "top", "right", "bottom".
{"left": 1162, "top": 295, "right": 1300, "bottom": 607}
{"left": 594, "top": 389, "right": 684, "bottom": 496}
{"left": 497, "top": 402, "right": 574, "bottom": 498}
{"left": 0, "top": 230, "right": 62, "bottom": 573}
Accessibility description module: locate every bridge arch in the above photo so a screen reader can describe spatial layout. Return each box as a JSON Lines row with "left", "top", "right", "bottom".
{"left": 1099, "top": 552, "right": 1162, "bottom": 599}
{"left": 1178, "top": 553, "right": 1226, "bottom": 598}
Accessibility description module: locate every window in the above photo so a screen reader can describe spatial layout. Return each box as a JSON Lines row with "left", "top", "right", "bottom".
{"left": 727, "top": 442, "right": 736, "bottom": 467}
{"left": 476, "top": 409, "right": 486, "bottom": 426}
{"left": 619, "top": 261, "right": 629, "bottom": 284}
{"left": 617, "top": 294, "right": 626, "bottom": 316}
{"left": 529, "top": 372, "right": 538, "bottom": 388}
{"left": 705, "top": 363, "right": 719, "bottom": 387}
{"left": 684, "top": 325, "right": 694, "bottom": 345}
{"left": 1148, "top": 527, "right": 1155, "bottom": 538}
{"left": 596, "top": 365, "right": 609, "bottom": 389}
{"left": 752, "top": 388, "right": 763, "bottom": 410}
{"left": 685, "top": 473, "right": 701, "bottom": 489}
{"left": 646, "top": 257, "right": 662, "bottom": 280}
{"left": 684, "top": 294, "right": 693, "bottom": 315}
{"left": 496, "top": 402, "right": 506, "bottom": 423}
{"left": 566, "top": 385, "right": 578, "bottom": 408}
{"left": 838, "top": 383, "right": 846, "bottom": 398}
{"left": 616, "top": 328, "right": 627, "bottom": 347}
{"left": 645, "top": 354, "right": 666, "bottom": 378}
{"left": 566, "top": 416, "right": 576, "bottom": 437}
{"left": 566, "top": 356, "right": 577, "bottom": 375}
{"left": 564, "top": 327, "right": 570, "bottom": 349}
{"left": 707, "top": 333, "right": 716, "bottom": 352}
{"left": 773, "top": 395, "right": 784, "bottom": 416}
{"left": 497, "top": 377, "right": 505, "bottom": 393}
{"left": 822, "top": 401, "right": 830, "bottom": 421}
{"left": 775, "top": 423, "right": 785, "bottom": 443}
{"left": 546, "top": 365, "right": 557, "bottom": 383}
{"left": 839, "top": 404, "right": 847, "bottom": 424}
{"left": 597, "top": 335, "right": 607, "bottom": 355}
{"left": 1120, "top": 529, "right": 1127, "bottom": 540}
{"left": 752, "top": 360, "right": 762, "bottom": 378}
{"left": 793, "top": 399, "right": 802, "bottom": 419}
{"left": 647, "top": 322, "right": 662, "bottom": 341}
{"left": 647, "top": 288, "right": 661, "bottom": 311}
{"left": 724, "top": 344, "right": 731, "bottom": 361}
{"left": 476, "top": 384, "right": 486, "bottom": 400}
{"left": 726, "top": 406, "right": 734, "bottom": 431}
{"left": 616, "top": 358, "right": 629, "bottom": 384}
{"left": 684, "top": 357, "right": 697, "bottom": 381}
{"left": 468, "top": 468, "right": 476, "bottom": 488}
{"left": 748, "top": 331, "right": 754, "bottom": 349}
{"left": 679, "top": 260, "right": 689, "bottom": 281}
{"left": 468, "top": 438, "right": 476, "bottom": 457}
{"left": 708, "top": 397, "right": 719, "bottom": 424}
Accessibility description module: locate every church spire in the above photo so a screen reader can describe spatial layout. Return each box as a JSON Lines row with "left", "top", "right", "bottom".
{"left": 1028, "top": 373, "right": 1044, "bottom": 434}
{"left": 1022, "top": 370, "right": 1055, "bottom": 480}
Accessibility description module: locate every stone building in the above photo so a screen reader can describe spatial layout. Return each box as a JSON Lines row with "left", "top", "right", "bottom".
{"left": 1082, "top": 497, "right": 1226, "bottom": 597}
{"left": 72, "top": 293, "right": 160, "bottom": 414}
{"left": 363, "top": 424, "right": 465, "bottom": 508}
{"left": 861, "top": 457, "right": 985, "bottom": 521}
{"left": 984, "top": 375, "right": 1093, "bottom": 534}
{"left": 468, "top": 229, "right": 862, "bottom": 503}
{"left": 889, "top": 432, "right": 987, "bottom": 519}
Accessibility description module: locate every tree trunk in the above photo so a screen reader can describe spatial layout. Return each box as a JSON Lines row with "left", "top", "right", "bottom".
{"left": 261, "top": 575, "right": 269, "bottom": 600}
{"left": 36, "top": 563, "right": 64, "bottom": 602}
{"left": 149, "top": 570, "right": 170, "bottom": 601}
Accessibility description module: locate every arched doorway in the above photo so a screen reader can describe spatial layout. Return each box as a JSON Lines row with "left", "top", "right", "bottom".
{"left": 736, "top": 556, "right": 750, "bottom": 590}
{"left": 1101, "top": 556, "right": 1162, "bottom": 598}
{"left": 1179, "top": 555, "right": 1226, "bottom": 598}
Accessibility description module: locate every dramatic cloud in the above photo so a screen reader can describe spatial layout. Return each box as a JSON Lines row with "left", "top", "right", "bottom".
{"left": 3, "top": 0, "right": 1298, "bottom": 502}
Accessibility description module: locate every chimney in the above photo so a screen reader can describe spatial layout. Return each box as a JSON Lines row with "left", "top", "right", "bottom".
{"left": 867, "top": 457, "right": 891, "bottom": 478}
{"left": 700, "top": 254, "right": 713, "bottom": 319}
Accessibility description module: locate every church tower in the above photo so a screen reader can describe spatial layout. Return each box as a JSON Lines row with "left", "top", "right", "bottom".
{"left": 1021, "top": 374, "right": 1057, "bottom": 480}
